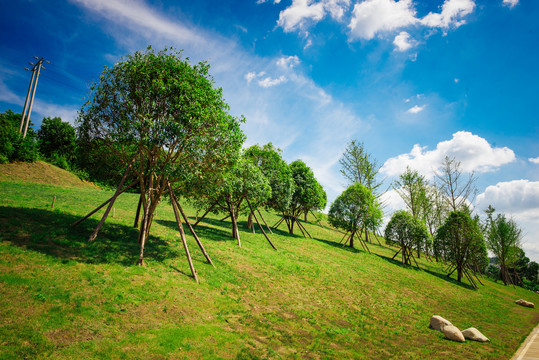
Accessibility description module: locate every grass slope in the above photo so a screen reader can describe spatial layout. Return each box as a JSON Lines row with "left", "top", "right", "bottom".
{"left": 0, "top": 161, "right": 95, "bottom": 188}
{"left": 0, "top": 173, "right": 538, "bottom": 359}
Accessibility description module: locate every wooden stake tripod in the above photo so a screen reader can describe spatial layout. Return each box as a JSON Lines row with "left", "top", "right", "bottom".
{"left": 71, "top": 162, "right": 214, "bottom": 283}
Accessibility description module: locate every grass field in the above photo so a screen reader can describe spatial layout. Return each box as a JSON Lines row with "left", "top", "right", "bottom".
{"left": 0, "top": 165, "right": 538, "bottom": 359}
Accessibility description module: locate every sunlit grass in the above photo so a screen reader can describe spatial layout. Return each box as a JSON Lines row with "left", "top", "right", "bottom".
{"left": 0, "top": 179, "right": 538, "bottom": 359}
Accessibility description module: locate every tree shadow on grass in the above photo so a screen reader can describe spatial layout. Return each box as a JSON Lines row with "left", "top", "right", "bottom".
{"left": 156, "top": 217, "right": 234, "bottom": 243}
{"left": 375, "top": 252, "right": 476, "bottom": 290}
{"left": 311, "top": 237, "right": 362, "bottom": 254}
{"left": 0, "top": 206, "right": 181, "bottom": 266}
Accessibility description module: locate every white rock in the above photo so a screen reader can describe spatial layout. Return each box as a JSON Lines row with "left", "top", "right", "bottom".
{"left": 516, "top": 299, "right": 535, "bottom": 308}
{"left": 442, "top": 325, "right": 465, "bottom": 343}
{"left": 462, "top": 327, "right": 489, "bottom": 342}
{"left": 429, "top": 315, "right": 452, "bottom": 331}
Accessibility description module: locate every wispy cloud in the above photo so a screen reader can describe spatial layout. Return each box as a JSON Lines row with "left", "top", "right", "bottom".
{"left": 406, "top": 104, "right": 425, "bottom": 114}
{"left": 529, "top": 156, "right": 539, "bottom": 164}
{"left": 258, "top": 75, "right": 288, "bottom": 88}
{"left": 276, "top": 55, "right": 301, "bottom": 69}
{"left": 503, "top": 0, "right": 519, "bottom": 9}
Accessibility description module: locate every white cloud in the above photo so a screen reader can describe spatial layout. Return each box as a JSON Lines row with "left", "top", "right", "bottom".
{"left": 244, "top": 72, "right": 256, "bottom": 83}
{"left": 476, "top": 180, "right": 539, "bottom": 221}
{"left": 529, "top": 157, "right": 539, "bottom": 164}
{"left": 393, "top": 31, "right": 415, "bottom": 51}
{"left": 381, "top": 131, "right": 516, "bottom": 177}
{"left": 276, "top": 55, "right": 301, "bottom": 69}
{"left": 503, "top": 0, "right": 519, "bottom": 9}
{"left": 349, "top": 0, "right": 417, "bottom": 40}
{"left": 406, "top": 104, "right": 425, "bottom": 114}
{"left": 277, "top": 0, "right": 328, "bottom": 32}
{"left": 258, "top": 76, "right": 288, "bottom": 88}
{"left": 421, "top": 0, "right": 475, "bottom": 29}
{"left": 476, "top": 180, "right": 539, "bottom": 261}
{"left": 277, "top": 0, "right": 350, "bottom": 32}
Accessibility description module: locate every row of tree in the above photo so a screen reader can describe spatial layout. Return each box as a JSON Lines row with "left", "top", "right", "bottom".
{"left": 328, "top": 140, "right": 538, "bottom": 290}
{"left": 1, "top": 48, "right": 327, "bottom": 270}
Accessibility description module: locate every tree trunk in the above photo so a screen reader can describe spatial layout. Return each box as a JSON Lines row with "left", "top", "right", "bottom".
{"left": 349, "top": 231, "right": 355, "bottom": 248}
{"left": 457, "top": 266, "right": 463, "bottom": 282}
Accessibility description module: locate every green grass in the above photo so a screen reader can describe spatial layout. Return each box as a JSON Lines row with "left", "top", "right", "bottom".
{"left": 0, "top": 179, "right": 538, "bottom": 359}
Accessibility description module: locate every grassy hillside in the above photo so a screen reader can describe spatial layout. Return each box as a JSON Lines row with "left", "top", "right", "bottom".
{"left": 0, "top": 166, "right": 538, "bottom": 359}
{"left": 0, "top": 161, "right": 95, "bottom": 188}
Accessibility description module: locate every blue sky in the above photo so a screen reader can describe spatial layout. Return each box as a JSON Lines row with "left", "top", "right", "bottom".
{"left": 1, "top": 0, "right": 539, "bottom": 259}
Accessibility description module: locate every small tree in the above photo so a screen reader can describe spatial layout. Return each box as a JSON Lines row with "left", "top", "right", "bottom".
{"left": 279, "top": 160, "right": 326, "bottom": 236}
{"left": 384, "top": 210, "right": 429, "bottom": 266}
{"left": 191, "top": 156, "right": 272, "bottom": 246}
{"left": 329, "top": 183, "right": 382, "bottom": 251}
{"left": 435, "top": 211, "right": 485, "bottom": 287}
{"left": 339, "top": 140, "right": 383, "bottom": 196}
{"left": 244, "top": 143, "right": 294, "bottom": 214}
{"left": 394, "top": 167, "right": 428, "bottom": 219}
{"left": 435, "top": 156, "right": 477, "bottom": 212}
{"left": 485, "top": 208, "right": 523, "bottom": 285}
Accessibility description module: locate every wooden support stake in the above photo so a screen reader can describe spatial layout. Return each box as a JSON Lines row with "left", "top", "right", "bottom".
{"left": 169, "top": 185, "right": 215, "bottom": 267}
{"left": 339, "top": 231, "right": 349, "bottom": 244}
{"left": 169, "top": 187, "right": 198, "bottom": 283}
{"left": 391, "top": 247, "right": 402, "bottom": 260}
{"left": 297, "top": 220, "right": 312, "bottom": 239}
{"left": 247, "top": 199, "right": 277, "bottom": 250}
{"left": 273, "top": 217, "right": 285, "bottom": 229}
{"left": 134, "top": 193, "right": 143, "bottom": 228}
{"left": 193, "top": 201, "right": 217, "bottom": 227}
{"left": 256, "top": 209, "right": 273, "bottom": 234}
{"left": 72, "top": 179, "right": 139, "bottom": 228}
{"left": 51, "top": 195, "right": 56, "bottom": 209}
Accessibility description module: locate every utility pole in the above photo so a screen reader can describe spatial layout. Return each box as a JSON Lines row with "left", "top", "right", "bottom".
{"left": 19, "top": 56, "right": 50, "bottom": 138}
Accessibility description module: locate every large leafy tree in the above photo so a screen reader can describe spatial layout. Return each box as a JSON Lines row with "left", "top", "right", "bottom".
{"left": 329, "top": 183, "right": 382, "bottom": 250}
{"left": 280, "top": 160, "right": 326, "bottom": 235}
{"left": 244, "top": 143, "right": 294, "bottom": 213}
{"left": 485, "top": 206, "right": 524, "bottom": 285}
{"left": 77, "top": 47, "right": 245, "bottom": 271}
{"left": 435, "top": 211, "right": 485, "bottom": 287}
{"left": 384, "top": 210, "right": 430, "bottom": 266}
{"left": 38, "top": 116, "right": 76, "bottom": 166}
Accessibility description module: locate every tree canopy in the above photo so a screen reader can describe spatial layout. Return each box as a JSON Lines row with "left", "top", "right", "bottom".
{"left": 329, "top": 183, "right": 382, "bottom": 249}
{"left": 244, "top": 143, "right": 294, "bottom": 212}
{"left": 339, "top": 140, "right": 384, "bottom": 197}
{"left": 435, "top": 210, "right": 486, "bottom": 286}
{"left": 280, "top": 160, "right": 326, "bottom": 235}
{"left": 485, "top": 206, "right": 523, "bottom": 285}
{"left": 38, "top": 116, "right": 76, "bottom": 164}
{"left": 384, "top": 210, "right": 430, "bottom": 266}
